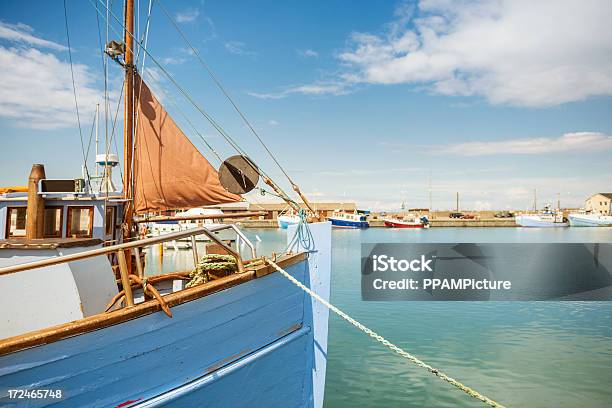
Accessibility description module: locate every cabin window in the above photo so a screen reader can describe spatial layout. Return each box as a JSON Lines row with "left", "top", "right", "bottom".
{"left": 105, "top": 206, "right": 115, "bottom": 237}
{"left": 67, "top": 206, "right": 93, "bottom": 238}
{"left": 6, "top": 207, "right": 27, "bottom": 237}
{"left": 44, "top": 207, "right": 63, "bottom": 238}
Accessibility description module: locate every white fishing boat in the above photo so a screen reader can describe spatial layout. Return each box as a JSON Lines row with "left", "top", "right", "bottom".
{"left": 277, "top": 212, "right": 301, "bottom": 229}
{"left": 568, "top": 213, "right": 612, "bottom": 227}
{"left": 149, "top": 208, "right": 234, "bottom": 242}
{"left": 515, "top": 205, "right": 568, "bottom": 227}
{"left": 384, "top": 212, "right": 430, "bottom": 228}
{"left": 162, "top": 239, "right": 193, "bottom": 250}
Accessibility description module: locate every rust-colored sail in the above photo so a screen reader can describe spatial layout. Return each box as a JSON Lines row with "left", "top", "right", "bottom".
{"left": 133, "top": 76, "right": 241, "bottom": 213}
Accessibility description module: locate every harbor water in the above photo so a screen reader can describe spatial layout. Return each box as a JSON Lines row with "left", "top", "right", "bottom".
{"left": 146, "top": 227, "right": 612, "bottom": 407}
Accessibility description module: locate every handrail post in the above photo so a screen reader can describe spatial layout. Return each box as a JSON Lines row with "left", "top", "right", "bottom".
{"left": 117, "top": 250, "right": 135, "bottom": 307}
{"left": 203, "top": 230, "right": 245, "bottom": 273}
{"left": 228, "top": 225, "right": 256, "bottom": 258}
{"left": 190, "top": 235, "right": 199, "bottom": 267}
{"left": 132, "top": 247, "right": 144, "bottom": 278}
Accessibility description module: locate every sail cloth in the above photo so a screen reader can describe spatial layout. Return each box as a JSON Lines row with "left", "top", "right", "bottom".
{"left": 133, "top": 76, "right": 241, "bottom": 213}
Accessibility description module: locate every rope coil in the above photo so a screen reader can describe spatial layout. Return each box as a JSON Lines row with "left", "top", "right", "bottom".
{"left": 265, "top": 258, "right": 506, "bottom": 408}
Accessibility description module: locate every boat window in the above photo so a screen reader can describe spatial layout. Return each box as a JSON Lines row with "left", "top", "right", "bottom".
{"left": 6, "top": 207, "right": 27, "bottom": 237}
{"left": 67, "top": 206, "right": 93, "bottom": 238}
{"left": 105, "top": 206, "right": 115, "bottom": 237}
{"left": 44, "top": 207, "right": 63, "bottom": 238}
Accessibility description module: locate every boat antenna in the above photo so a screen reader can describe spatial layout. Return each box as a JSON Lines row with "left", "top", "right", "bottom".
{"left": 156, "top": 0, "right": 319, "bottom": 217}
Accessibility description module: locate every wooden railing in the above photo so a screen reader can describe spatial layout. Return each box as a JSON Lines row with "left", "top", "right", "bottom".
{"left": 0, "top": 225, "right": 258, "bottom": 308}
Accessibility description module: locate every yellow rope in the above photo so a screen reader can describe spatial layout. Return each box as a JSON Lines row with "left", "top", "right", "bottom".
{"left": 265, "top": 258, "right": 506, "bottom": 408}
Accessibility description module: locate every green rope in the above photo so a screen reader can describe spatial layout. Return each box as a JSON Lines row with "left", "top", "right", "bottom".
{"left": 186, "top": 254, "right": 238, "bottom": 288}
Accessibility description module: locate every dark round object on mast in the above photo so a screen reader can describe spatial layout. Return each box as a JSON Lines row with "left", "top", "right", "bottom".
{"left": 218, "top": 155, "right": 260, "bottom": 194}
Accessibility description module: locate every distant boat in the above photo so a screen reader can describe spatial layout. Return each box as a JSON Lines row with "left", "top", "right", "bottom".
{"left": 162, "top": 239, "right": 193, "bottom": 250}
{"left": 150, "top": 208, "right": 233, "bottom": 242}
{"left": 277, "top": 213, "right": 301, "bottom": 229}
{"left": 568, "top": 213, "right": 612, "bottom": 227}
{"left": 328, "top": 211, "right": 369, "bottom": 228}
{"left": 384, "top": 214, "right": 429, "bottom": 229}
{"left": 515, "top": 205, "right": 568, "bottom": 227}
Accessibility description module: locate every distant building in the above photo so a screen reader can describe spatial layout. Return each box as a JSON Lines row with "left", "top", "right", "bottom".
{"left": 585, "top": 193, "right": 612, "bottom": 215}
{"left": 246, "top": 202, "right": 357, "bottom": 220}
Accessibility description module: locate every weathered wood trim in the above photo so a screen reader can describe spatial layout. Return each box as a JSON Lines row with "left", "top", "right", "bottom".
{"left": 0, "top": 252, "right": 306, "bottom": 356}
{"left": 43, "top": 206, "right": 64, "bottom": 238}
{"left": 255, "top": 252, "right": 308, "bottom": 278}
{"left": 66, "top": 205, "right": 94, "bottom": 239}
{"left": 0, "top": 238, "right": 103, "bottom": 250}
{"left": 4, "top": 206, "right": 27, "bottom": 239}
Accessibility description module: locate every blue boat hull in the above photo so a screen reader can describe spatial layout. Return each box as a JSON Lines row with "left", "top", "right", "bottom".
{"left": 329, "top": 218, "right": 369, "bottom": 228}
{"left": 0, "top": 222, "right": 332, "bottom": 408}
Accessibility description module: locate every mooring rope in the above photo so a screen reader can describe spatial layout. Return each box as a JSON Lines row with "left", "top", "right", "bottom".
{"left": 285, "top": 210, "right": 315, "bottom": 253}
{"left": 265, "top": 258, "right": 506, "bottom": 408}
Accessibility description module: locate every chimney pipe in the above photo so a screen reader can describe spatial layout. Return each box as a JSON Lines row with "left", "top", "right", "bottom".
{"left": 26, "top": 164, "right": 46, "bottom": 239}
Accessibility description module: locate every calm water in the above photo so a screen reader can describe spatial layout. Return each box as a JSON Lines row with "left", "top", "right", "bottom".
{"left": 148, "top": 227, "right": 612, "bottom": 407}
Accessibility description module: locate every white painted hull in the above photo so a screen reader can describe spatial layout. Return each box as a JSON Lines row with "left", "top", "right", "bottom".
{"left": 568, "top": 214, "right": 612, "bottom": 227}
{"left": 515, "top": 215, "right": 568, "bottom": 227}
{"left": 277, "top": 215, "right": 300, "bottom": 229}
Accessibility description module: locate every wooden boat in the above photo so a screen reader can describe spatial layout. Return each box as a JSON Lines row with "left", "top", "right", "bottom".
{"left": 0, "top": 2, "right": 331, "bottom": 406}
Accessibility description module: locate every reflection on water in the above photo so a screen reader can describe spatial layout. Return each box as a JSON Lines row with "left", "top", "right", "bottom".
{"left": 147, "top": 227, "right": 612, "bottom": 407}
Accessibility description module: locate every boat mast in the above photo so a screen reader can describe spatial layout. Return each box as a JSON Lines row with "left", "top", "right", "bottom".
{"left": 123, "top": 0, "right": 135, "bottom": 243}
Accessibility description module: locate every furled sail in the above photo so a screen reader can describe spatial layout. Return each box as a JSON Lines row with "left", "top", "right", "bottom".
{"left": 133, "top": 76, "right": 241, "bottom": 213}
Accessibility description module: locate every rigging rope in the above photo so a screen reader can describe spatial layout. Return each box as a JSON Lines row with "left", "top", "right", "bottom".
{"left": 265, "top": 258, "right": 505, "bottom": 408}
{"left": 63, "top": 0, "right": 92, "bottom": 188}
{"left": 157, "top": 0, "right": 299, "bottom": 189}
{"left": 90, "top": 0, "right": 300, "bottom": 210}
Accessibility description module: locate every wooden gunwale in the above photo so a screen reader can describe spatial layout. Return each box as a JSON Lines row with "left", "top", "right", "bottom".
{"left": 0, "top": 252, "right": 307, "bottom": 357}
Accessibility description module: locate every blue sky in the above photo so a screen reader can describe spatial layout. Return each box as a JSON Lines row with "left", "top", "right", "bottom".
{"left": 0, "top": 0, "right": 611, "bottom": 210}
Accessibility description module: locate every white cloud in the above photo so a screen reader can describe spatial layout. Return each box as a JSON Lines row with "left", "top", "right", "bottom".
{"left": 268, "top": 120, "right": 279, "bottom": 126}
{"left": 297, "top": 49, "right": 318, "bottom": 58}
{"left": 224, "top": 41, "right": 256, "bottom": 57}
{"left": 175, "top": 8, "right": 200, "bottom": 23}
{"left": 247, "top": 82, "right": 348, "bottom": 99}
{"left": 0, "top": 21, "right": 66, "bottom": 51}
{"left": 434, "top": 132, "right": 612, "bottom": 156}
{"left": 161, "top": 56, "right": 186, "bottom": 65}
{"left": 338, "top": 0, "right": 612, "bottom": 107}
{"left": 0, "top": 46, "right": 102, "bottom": 129}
